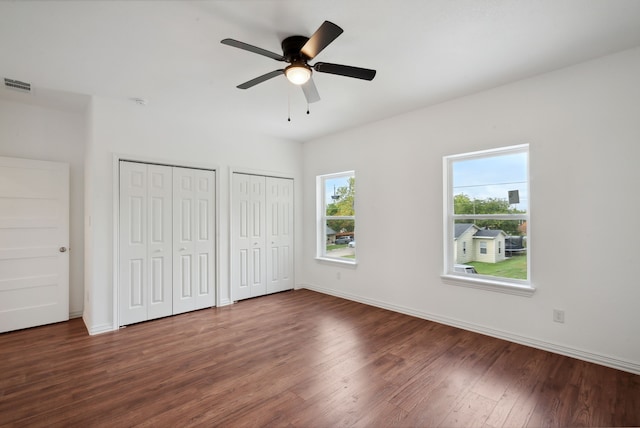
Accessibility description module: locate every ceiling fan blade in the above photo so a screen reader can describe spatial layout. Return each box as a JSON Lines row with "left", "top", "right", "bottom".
{"left": 221, "top": 38, "right": 284, "bottom": 61}
{"left": 314, "top": 62, "right": 376, "bottom": 81}
{"left": 300, "top": 21, "right": 343, "bottom": 60}
{"left": 237, "top": 70, "right": 284, "bottom": 89}
{"left": 301, "top": 78, "right": 321, "bottom": 104}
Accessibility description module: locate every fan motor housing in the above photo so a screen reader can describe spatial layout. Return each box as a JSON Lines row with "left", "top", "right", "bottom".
{"left": 282, "top": 36, "right": 310, "bottom": 62}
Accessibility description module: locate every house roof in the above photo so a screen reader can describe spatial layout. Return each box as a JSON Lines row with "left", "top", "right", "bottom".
{"left": 455, "top": 223, "right": 507, "bottom": 239}
{"left": 326, "top": 226, "right": 337, "bottom": 236}
{"left": 454, "top": 223, "right": 477, "bottom": 239}
{"left": 474, "top": 229, "right": 507, "bottom": 239}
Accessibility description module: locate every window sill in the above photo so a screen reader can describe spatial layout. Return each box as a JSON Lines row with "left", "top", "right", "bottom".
{"left": 315, "top": 256, "right": 357, "bottom": 267}
{"left": 440, "top": 274, "right": 535, "bottom": 297}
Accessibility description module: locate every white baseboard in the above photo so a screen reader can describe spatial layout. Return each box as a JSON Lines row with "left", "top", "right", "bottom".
{"left": 83, "top": 316, "right": 115, "bottom": 335}
{"left": 69, "top": 311, "right": 83, "bottom": 319}
{"left": 300, "top": 283, "right": 640, "bottom": 375}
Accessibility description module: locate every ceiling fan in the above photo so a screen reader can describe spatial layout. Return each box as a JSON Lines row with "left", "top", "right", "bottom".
{"left": 221, "top": 21, "right": 376, "bottom": 104}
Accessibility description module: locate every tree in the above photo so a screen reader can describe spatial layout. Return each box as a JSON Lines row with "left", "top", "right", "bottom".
{"left": 454, "top": 193, "right": 526, "bottom": 236}
{"left": 327, "top": 177, "right": 355, "bottom": 233}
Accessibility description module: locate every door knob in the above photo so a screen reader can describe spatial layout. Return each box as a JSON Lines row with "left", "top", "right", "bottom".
{"left": 59, "top": 247, "right": 67, "bottom": 253}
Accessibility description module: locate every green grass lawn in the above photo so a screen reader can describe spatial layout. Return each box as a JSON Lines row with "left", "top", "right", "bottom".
{"left": 468, "top": 255, "right": 527, "bottom": 280}
{"left": 326, "top": 244, "right": 348, "bottom": 251}
{"left": 326, "top": 244, "right": 355, "bottom": 259}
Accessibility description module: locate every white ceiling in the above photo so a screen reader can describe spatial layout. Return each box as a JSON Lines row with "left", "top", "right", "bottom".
{"left": 1, "top": 0, "right": 640, "bottom": 142}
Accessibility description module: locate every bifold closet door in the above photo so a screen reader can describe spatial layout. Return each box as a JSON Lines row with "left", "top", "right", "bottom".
{"left": 232, "top": 173, "right": 293, "bottom": 301}
{"left": 172, "top": 167, "right": 216, "bottom": 314}
{"left": 232, "top": 173, "right": 266, "bottom": 301}
{"left": 119, "top": 162, "right": 173, "bottom": 326}
{"left": 266, "top": 177, "right": 294, "bottom": 294}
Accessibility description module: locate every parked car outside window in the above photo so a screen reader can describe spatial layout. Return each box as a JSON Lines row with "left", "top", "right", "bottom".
{"left": 335, "top": 236, "right": 351, "bottom": 245}
{"left": 454, "top": 264, "right": 477, "bottom": 274}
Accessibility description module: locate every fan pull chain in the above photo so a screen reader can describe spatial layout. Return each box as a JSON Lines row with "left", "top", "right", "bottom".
{"left": 307, "top": 102, "right": 310, "bottom": 115}
{"left": 287, "top": 93, "right": 291, "bottom": 122}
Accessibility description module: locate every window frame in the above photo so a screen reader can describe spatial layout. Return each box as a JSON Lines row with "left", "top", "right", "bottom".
{"left": 442, "top": 144, "right": 534, "bottom": 296}
{"left": 316, "top": 170, "right": 357, "bottom": 265}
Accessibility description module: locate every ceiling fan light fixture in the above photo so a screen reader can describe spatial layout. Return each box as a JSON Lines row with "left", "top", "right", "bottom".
{"left": 285, "top": 63, "right": 311, "bottom": 85}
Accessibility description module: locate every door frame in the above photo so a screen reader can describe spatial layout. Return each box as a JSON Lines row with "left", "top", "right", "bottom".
{"left": 229, "top": 167, "right": 295, "bottom": 303}
{"left": 112, "top": 153, "right": 220, "bottom": 329}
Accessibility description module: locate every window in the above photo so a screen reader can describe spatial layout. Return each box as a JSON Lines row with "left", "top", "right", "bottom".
{"left": 443, "top": 144, "right": 532, "bottom": 295}
{"left": 317, "top": 171, "right": 356, "bottom": 263}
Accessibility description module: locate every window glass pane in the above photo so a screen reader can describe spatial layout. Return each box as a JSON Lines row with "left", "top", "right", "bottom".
{"left": 319, "top": 171, "right": 356, "bottom": 263}
{"left": 325, "top": 175, "right": 355, "bottom": 217}
{"left": 325, "top": 220, "right": 355, "bottom": 260}
{"left": 453, "top": 219, "right": 527, "bottom": 281}
{"left": 453, "top": 152, "right": 527, "bottom": 215}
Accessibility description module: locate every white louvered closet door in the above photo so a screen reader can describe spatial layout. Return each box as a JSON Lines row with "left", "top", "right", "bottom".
{"left": 172, "top": 167, "right": 216, "bottom": 314}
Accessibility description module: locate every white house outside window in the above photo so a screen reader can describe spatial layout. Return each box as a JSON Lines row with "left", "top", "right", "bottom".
{"left": 317, "top": 171, "right": 356, "bottom": 264}
{"left": 443, "top": 144, "right": 533, "bottom": 295}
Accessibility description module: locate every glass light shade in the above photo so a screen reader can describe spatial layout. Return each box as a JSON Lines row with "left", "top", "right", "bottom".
{"left": 285, "top": 64, "right": 311, "bottom": 85}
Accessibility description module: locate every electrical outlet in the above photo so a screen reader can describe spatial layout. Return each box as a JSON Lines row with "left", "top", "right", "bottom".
{"left": 553, "top": 309, "right": 565, "bottom": 323}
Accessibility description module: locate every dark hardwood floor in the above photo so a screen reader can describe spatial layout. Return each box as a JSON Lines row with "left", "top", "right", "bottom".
{"left": 1, "top": 289, "right": 639, "bottom": 427}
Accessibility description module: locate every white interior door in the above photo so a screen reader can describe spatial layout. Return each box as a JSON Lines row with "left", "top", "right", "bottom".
{"left": 266, "top": 177, "right": 294, "bottom": 294}
{"left": 232, "top": 173, "right": 266, "bottom": 301}
{"left": 119, "top": 162, "right": 173, "bottom": 325}
{"left": 0, "top": 156, "right": 69, "bottom": 333}
{"left": 172, "top": 167, "right": 215, "bottom": 314}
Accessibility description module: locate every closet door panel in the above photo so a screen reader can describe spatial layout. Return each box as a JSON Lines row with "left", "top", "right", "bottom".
{"left": 173, "top": 169, "right": 196, "bottom": 314}
{"left": 120, "top": 162, "right": 173, "bottom": 325}
{"left": 249, "top": 176, "right": 266, "bottom": 297}
{"left": 193, "top": 169, "right": 215, "bottom": 310}
{"left": 266, "top": 177, "right": 294, "bottom": 293}
{"left": 173, "top": 167, "right": 215, "bottom": 314}
{"left": 232, "top": 173, "right": 266, "bottom": 300}
{"left": 120, "top": 162, "right": 148, "bottom": 325}
{"left": 146, "top": 165, "right": 173, "bottom": 320}
{"left": 232, "top": 174, "right": 252, "bottom": 301}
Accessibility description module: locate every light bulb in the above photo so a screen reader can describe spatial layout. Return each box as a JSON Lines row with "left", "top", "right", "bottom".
{"left": 285, "top": 64, "right": 311, "bottom": 85}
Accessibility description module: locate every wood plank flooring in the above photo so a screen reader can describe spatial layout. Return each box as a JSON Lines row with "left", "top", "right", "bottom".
{"left": 1, "top": 289, "right": 639, "bottom": 427}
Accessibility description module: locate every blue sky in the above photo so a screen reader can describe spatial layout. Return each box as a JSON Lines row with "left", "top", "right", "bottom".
{"left": 324, "top": 175, "right": 352, "bottom": 205}
{"left": 322, "top": 153, "right": 528, "bottom": 210}
{"left": 453, "top": 152, "right": 528, "bottom": 210}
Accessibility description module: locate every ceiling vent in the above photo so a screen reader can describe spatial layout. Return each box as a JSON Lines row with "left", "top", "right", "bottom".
{"left": 4, "top": 78, "right": 31, "bottom": 93}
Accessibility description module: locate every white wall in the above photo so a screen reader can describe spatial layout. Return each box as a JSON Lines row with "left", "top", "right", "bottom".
{"left": 301, "top": 47, "right": 640, "bottom": 373}
{"left": 0, "top": 96, "right": 87, "bottom": 317}
{"left": 84, "top": 96, "right": 303, "bottom": 333}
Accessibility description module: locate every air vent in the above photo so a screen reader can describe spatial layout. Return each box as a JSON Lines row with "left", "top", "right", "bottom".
{"left": 4, "top": 78, "right": 31, "bottom": 93}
